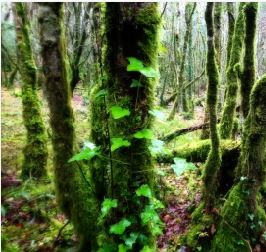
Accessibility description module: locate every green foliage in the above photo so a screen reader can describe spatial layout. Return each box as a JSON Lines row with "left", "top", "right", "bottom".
{"left": 140, "top": 246, "right": 155, "bottom": 252}
{"left": 123, "top": 232, "right": 139, "bottom": 248}
{"left": 68, "top": 147, "right": 100, "bottom": 162}
{"left": 136, "top": 184, "right": 152, "bottom": 198}
{"left": 111, "top": 106, "right": 130, "bottom": 119}
{"left": 118, "top": 244, "right": 128, "bottom": 252}
{"left": 101, "top": 198, "right": 118, "bottom": 217}
{"left": 109, "top": 219, "right": 132, "bottom": 235}
{"left": 148, "top": 139, "right": 165, "bottom": 156}
{"left": 171, "top": 157, "right": 196, "bottom": 176}
{"left": 111, "top": 138, "right": 131, "bottom": 152}
{"left": 133, "top": 129, "right": 154, "bottom": 139}
{"left": 127, "top": 57, "right": 158, "bottom": 78}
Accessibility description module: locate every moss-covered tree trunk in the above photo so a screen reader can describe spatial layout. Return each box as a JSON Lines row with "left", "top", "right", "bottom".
{"left": 214, "top": 3, "right": 222, "bottom": 71}
{"left": 239, "top": 3, "right": 258, "bottom": 119}
{"left": 168, "top": 3, "right": 196, "bottom": 120}
{"left": 220, "top": 3, "right": 245, "bottom": 139}
{"left": 211, "top": 74, "right": 266, "bottom": 252}
{"left": 38, "top": 3, "right": 98, "bottom": 251}
{"left": 13, "top": 3, "right": 48, "bottom": 180}
{"left": 102, "top": 3, "right": 160, "bottom": 249}
{"left": 202, "top": 2, "right": 222, "bottom": 209}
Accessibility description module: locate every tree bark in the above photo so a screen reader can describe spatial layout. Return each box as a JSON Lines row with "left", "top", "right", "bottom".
{"left": 38, "top": 3, "right": 98, "bottom": 251}
{"left": 13, "top": 3, "right": 48, "bottom": 180}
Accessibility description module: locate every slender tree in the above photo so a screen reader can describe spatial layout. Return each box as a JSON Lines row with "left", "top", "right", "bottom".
{"left": 239, "top": 3, "right": 258, "bottom": 119}
{"left": 168, "top": 3, "right": 196, "bottom": 120}
{"left": 212, "top": 74, "right": 266, "bottom": 252}
{"left": 13, "top": 3, "right": 48, "bottom": 179}
{"left": 202, "top": 2, "right": 221, "bottom": 209}
{"left": 220, "top": 3, "right": 245, "bottom": 139}
{"left": 38, "top": 3, "right": 98, "bottom": 251}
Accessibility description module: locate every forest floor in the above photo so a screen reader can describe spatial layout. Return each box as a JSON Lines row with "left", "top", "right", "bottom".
{"left": 1, "top": 87, "right": 204, "bottom": 251}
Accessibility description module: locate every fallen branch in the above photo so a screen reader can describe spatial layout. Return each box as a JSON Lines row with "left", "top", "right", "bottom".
{"left": 161, "top": 118, "right": 220, "bottom": 142}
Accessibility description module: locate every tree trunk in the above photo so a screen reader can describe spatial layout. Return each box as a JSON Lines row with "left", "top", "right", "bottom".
{"left": 211, "top": 74, "right": 266, "bottom": 252}
{"left": 220, "top": 3, "right": 245, "bottom": 139}
{"left": 202, "top": 2, "right": 222, "bottom": 209}
{"left": 13, "top": 3, "right": 48, "bottom": 180}
{"left": 239, "top": 3, "right": 258, "bottom": 119}
{"left": 103, "top": 3, "right": 160, "bottom": 249}
{"left": 38, "top": 3, "right": 98, "bottom": 251}
{"left": 168, "top": 3, "right": 196, "bottom": 120}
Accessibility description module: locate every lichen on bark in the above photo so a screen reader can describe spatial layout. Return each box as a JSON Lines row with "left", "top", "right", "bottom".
{"left": 14, "top": 3, "right": 48, "bottom": 180}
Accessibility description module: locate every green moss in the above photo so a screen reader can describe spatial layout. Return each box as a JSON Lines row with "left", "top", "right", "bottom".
{"left": 240, "top": 3, "right": 258, "bottom": 118}
{"left": 202, "top": 3, "right": 222, "bottom": 207}
{"left": 103, "top": 3, "right": 160, "bottom": 248}
{"left": 38, "top": 4, "right": 99, "bottom": 251}
{"left": 212, "top": 74, "right": 266, "bottom": 251}
{"left": 14, "top": 3, "right": 48, "bottom": 180}
{"left": 220, "top": 3, "right": 246, "bottom": 139}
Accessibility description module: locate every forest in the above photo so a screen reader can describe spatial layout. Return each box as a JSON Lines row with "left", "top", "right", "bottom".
{"left": 1, "top": 2, "right": 266, "bottom": 252}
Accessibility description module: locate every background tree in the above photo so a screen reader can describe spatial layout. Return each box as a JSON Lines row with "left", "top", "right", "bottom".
{"left": 13, "top": 2, "right": 48, "bottom": 179}
{"left": 220, "top": 3, "right": 245, "bottom": 139}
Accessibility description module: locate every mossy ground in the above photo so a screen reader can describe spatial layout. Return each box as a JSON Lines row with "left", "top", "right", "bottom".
{"left": 2, "top": 86, "right": 205, "bottom": 251}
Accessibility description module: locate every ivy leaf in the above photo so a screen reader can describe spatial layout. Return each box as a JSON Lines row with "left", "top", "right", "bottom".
{"left": 151, "top": 198, "right": 164, "bottom": 209}
{"left": 140, "top": 67, "right": 158, "bottom": 78}
{"left": 140, "top": 206, "right": 160, "bottom": 224}
{"left": 68, "top": 147, "right": 100, "bottom": 162}
{"left": 110, "top": 218, "right": 131, "bottom": 235}
{"left": 118, "top": 244, "right": 128, "bottom": 252}
{"left": 171, "top": 157, "right": 196, "bottom": 176}
{"left": 133, "top": 129, "right": 154, "bottom": 139}
{"left": 127, "top": 57, "right": 144, "bottom": 71}
{"left": 101, "top": 198, "right": 118, "bottom": 217}
{"left": 130, "top": 79, "right": 142, "bottom": 88}
{"left": 95, "top": 89, "right": 107, "bottom": 99}
{"left": 97, "top": 244, "right": 117, "bottom": 252}
{"left": 124, "top": 232, "right": 139, "bottom": 248}
{"left": 111, "top": 106, "right": 130, "bottom": 119}
{"left": 83, "top": 141, "right": 96, "bottom": 150}
{"left": 148, "top": 109, "right": 166, "bottom": 121}
{"left": 111, "top": 138, "right": 131, "bottom": 152}
{"left": 148, "top": 139, "right": 165, "bottom": 156}
{"left": 136, "top": 184, "right": 152, "bottom": 198}
{"left": 140, "top": 246, "right": 154, "bottom": 252}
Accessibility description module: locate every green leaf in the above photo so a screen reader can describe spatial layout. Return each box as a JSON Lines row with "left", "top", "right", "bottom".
{"left": 140, "top": 206, "right": 160, "bottom": 224}
{"left": 140, "top": 67, "right": 158, "bottom": 78}
{"left": 133, "top": 129, "right": 154, "bottom": 139}
{"left": 148, "top": 109, "right": 166, "bottom": 121}
{"left": 110, "top": 218, "right": 131, "bottom": 235}
{"left": 127, "top": 57, "right": 158, "bottom": 78}
{"left": 111, "top": 106, "right": 130, "bottom": 119}
{"left": 148, "top": 139, "right": 165, "bottom": 156}
{"left": 140, "top": 246, "right": 155, "bottom": 252}
{"left": 127, "top": 57, "right": 144, "bottom": 71}
{"left": 68, "top": 147, "right": 99, "bottom": 162}
{"left": 171, "top": 157, "right": 196, "bottom": 176}
{"left": 101, "top": 198, "right": 118, "bottom": 217}
{"left": 83, "top": 141, "right": 96, "bottom": 150}
{"left": 130, "top": 79, "right": 142, "bottom": 88}
{"left": 111, "top": 138, "right": 131, "bottom": 152}
{"left": 118, "top": 244, "right": 128, "bottom": 252}
{"left": 97, "top": 244, "right": 117, "bottom": 252}
{"left": 150, "top": 223, "right": 163, "bottom": 236}
{"left": 136, "top": 184, "right": 152, "bottom": 198}
{"left": 95, "top": 89, "right": 107, "bottom": 98}
{"left": 124, "top": 232, "right": 139, "bottom": 248}
{"left": 151, "top": 198, "right": 164, "bottom": 209}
